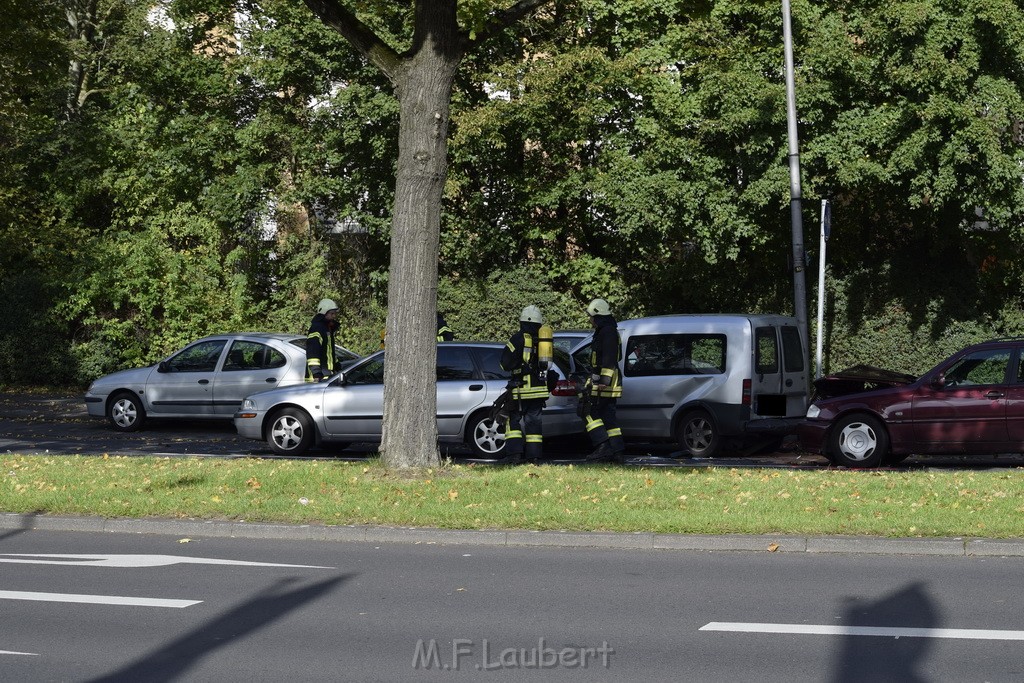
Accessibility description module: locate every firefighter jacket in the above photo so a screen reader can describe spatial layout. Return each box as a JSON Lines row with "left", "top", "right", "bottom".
{"left": 436, "top": 313, "right": 454, "bottom": 342}
{"left": 306, "top": 313, "right": 338, "bottom": 381}
{"left": 590, "top": 314, "right": 622, "bottom": 398}
{"left": 500, "top": 321, "right": 549, "bottom": 400}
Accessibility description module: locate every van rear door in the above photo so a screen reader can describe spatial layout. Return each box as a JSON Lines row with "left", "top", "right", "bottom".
{"left": 752, "top": 325, "right": 807, "bottom": 418}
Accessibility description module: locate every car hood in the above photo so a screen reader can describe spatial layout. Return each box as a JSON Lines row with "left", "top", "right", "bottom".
{"left": 812, "top": 364, "right": 917, "bottom": 400}
{"left": 244, "top": 379, "right": 330, "bottom": 403}
{"left": 89, "top": 365, "right": 157, "bottom": 388}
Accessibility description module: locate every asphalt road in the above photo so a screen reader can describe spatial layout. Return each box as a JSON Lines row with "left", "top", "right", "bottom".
{"left": 4, "top": 391, "right": 1024, "bottom": 470}
{"left": 2, "top": 528, "right": 1023, "bottom": 682}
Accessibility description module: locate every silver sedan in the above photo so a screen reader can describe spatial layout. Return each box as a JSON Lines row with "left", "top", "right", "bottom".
{"left": 84, "top": 333, "right": 359, "bottom": 432}
{"left": 234, "top": 342, "right": 583, "bottom": 457}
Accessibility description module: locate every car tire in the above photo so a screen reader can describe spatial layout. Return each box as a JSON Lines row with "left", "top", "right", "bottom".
{"left": 677, "top": 409, "right": 720, "bottom": 458}
{"left": 267, "top": 407, "right": 315, "bottom": 456}
{"left": 107, "top": 391, "right": 145, "bottom": 432}
{"left": 466, "top": 410, "right": 506, "bottom": 458}
{"left": 828, "top": 413, "right": 888, "bottom": 468}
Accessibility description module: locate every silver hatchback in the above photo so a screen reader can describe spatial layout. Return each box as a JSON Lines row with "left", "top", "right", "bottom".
{"left": 234, "top": 342, "right": 582, "bottom": 457}
{"left": 84, "top": 332, "right": 359, "bottom": 432}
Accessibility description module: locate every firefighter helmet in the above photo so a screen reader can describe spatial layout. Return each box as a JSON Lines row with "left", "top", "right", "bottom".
{"left": 317, "top": 298, "right": 339, "bottom": 314}
{"left": 586, "top": 298, "right": 611, "bottom": 316}
{"left": 520, "top": 305, "right": 543, "bottom": 323}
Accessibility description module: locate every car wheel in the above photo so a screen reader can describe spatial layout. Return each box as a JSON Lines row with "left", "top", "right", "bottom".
{"left": 677, "top": 409, "right": 719, "bottom": 457}
{"left": 828, "top": 413, "right": 888, "bottom": 468}
{"left": 107, "top": 391, "right": 145, "bottom": 432}
{"left": 267, "top": 408, "right": 315, "bottom": 456}
{"left": 466, "top": 411, "right": 506, "bottom": 458}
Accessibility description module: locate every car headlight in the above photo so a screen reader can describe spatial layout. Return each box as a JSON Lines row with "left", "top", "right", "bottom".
{"left": 805, "top": 404, "right": 820, "bottom": 419}
{"left": 241, "top": 399, "right": 258, "bottom": 411}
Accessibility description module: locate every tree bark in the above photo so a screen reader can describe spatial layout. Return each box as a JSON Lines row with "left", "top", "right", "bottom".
{"left": 378, "top": 12, "right": 461, "bottom": 468}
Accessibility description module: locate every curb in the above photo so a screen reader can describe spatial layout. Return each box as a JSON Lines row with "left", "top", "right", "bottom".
{"left": 3, "top": 513, "right": 1024, "bottom": 557}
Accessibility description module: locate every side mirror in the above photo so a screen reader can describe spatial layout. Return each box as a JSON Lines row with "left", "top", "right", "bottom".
{"left": 157, "top": 361, "right": 169, "bottom": 373}
{"left": 930, "top": 373, "right": 945, "bottom": 390}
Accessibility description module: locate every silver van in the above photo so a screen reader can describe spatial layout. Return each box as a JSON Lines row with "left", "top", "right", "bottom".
{"left": 570, "top": 314, "right": 809, "bottom": 457}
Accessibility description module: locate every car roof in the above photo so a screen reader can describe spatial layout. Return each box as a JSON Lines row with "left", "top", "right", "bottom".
{"left": 196, "top": 332, "right": 305, "bottom": 342}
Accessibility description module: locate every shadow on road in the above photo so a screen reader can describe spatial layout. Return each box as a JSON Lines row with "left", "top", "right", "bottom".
{"left": 87, "top": 575, "right": 352, "bottom": 682}
{"left": 832, "top": 582, "right": 939, "bottom": 682}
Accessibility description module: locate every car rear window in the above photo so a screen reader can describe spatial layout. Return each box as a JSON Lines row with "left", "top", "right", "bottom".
{"left": 625, "top": 334, "right": 726, "bottom": 376}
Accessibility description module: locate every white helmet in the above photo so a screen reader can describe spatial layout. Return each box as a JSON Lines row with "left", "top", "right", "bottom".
{"left": 317, "top": 298, "right": 339, "bottom": 314}
{"left": 520, "top": 305, "right": 543, "bottom": 323}
{"left": 586, "top": 298, "right": 611, "bottom": 316}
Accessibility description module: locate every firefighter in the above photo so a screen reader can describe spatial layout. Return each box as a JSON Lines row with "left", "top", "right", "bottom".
{"left": 436, "top": 312, "right": 454, "bottom": 341}
{"left": 582, "top": 298, "right": 625, "bottom": 462}
{"left": 498, "top": 305, "right": 550, "bottom": 463}
{"left": 306, "top": 298, "right": 340, "bottom": 382}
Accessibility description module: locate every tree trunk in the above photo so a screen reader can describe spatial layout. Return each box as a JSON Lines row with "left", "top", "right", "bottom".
{"left": 379, "top": 49, "right": 459, "bottom": 468}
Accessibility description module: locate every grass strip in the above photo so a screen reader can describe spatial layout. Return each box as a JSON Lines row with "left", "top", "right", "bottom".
{"left": 3, "top": 455, "right": 1024, "bottom": 538}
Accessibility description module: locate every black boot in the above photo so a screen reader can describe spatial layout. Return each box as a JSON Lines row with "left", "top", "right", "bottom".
{"left": 583, "top": 441, "right": 613, "bottom": 462}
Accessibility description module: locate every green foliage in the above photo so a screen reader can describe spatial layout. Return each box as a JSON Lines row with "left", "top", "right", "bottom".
{"left": 438, "top": 266, "right": 592, "bottom": 343}
{"left": 0, "top": 272, "right": 71, "bottom": 383}
{"left": 1, "top": 0, "right": 1023, "bottom": 387}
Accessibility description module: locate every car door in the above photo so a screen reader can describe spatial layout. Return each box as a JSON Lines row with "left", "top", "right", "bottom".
{"left": 212, "top": 340, "right": 289, "bottom": 416}
{"left": 321, "top": 354, "right": 386, "bottom": 439}
{"left": 145, "top": 340, "right": 226, "bottom": 416}
{"left": 1005, "top": 348, "right": 1024, "bottom": 446}
{"left": 436, "top": 346, "right": 487, "bottom": 437}
{"left": 911, "top": 347, "right": 1011, "bottom": 450}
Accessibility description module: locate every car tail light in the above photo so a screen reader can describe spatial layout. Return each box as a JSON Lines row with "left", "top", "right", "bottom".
{"left": 551, "top": 379, "right": 579, "bottom": 397}
{"left": 742, "top": 378, "right": 751, "bottom": 406}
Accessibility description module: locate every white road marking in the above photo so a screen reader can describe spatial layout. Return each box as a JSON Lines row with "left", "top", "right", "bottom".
{"left": 0, "top": 554, "right": 333, "bottom": 569}
{"left": 701, "top": 622, "right": 1024, "bottom": 641}
{"left": 0, "top": 590, "right": 199, "bottom": 608}
{"left": 1, "top": 649, "right": 39, "bottom": 656}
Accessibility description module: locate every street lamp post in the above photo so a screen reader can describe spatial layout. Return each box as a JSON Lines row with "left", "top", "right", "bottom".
{"left": 781, "top": 0, "right": 809, "bottom": 353}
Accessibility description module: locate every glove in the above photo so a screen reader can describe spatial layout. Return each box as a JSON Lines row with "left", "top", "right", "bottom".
{"left": 591, "top": 374, "right": 601, "bottom": 385}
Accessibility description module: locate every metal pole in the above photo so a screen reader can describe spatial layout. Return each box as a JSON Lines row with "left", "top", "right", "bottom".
{"left": 781, "top": 0, "right": 808, "bottom": 353}
{"left": 815, "top": 199, "right": 827, "bottom": 379}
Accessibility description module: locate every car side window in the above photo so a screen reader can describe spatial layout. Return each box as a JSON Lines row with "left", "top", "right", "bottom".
{"left": 945, "top": 349, "right": 1011, "bottom": 387}
{"left": 166, "top": 340, "right": 226, "bottom": 373}
{"left": 223, "top": 341, "right": 286, "bottom": 371}
{"left": 475, "top": 347, "right": 511, "bottom": 380}
{"left": 624, "top": 334, "right": 725, "bottom": 377}
{"left": 437, "top": 347, "right": 475, "bottom": 381}
{"left": 346, "top": 356, "right": 385, "bottom": 385}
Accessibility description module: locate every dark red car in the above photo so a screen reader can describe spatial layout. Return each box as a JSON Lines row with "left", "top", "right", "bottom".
{"left": 798, "top": 339, "right": 1024, "bottom": 467}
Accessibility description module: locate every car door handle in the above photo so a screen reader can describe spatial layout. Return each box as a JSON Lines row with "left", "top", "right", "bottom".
{"left": 265, "top": 378, "right": 278, "bottom": 383}
{"left": 986, "top": 390, "right": 1004, "bottom": 399}
{"left": 469, "top": 384, "right": 483, "bottom": 391}
{"left": 198, "top": 379, "right": 210, "bottom": 385}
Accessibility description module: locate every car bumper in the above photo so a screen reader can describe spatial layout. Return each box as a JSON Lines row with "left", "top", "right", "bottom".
{"left": 795, "top": 419, "right": 829, "bottom": 454}
{"left": 233, "top": 411, "right": 266, "bottom": 439}
{"left": 84, "top": 393, "right": 105, "bottom": 418}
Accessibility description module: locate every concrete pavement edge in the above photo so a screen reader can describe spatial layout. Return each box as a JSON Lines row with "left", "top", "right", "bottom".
{"left": 3, "top": 513, "right": 1024, "bottom": 557}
